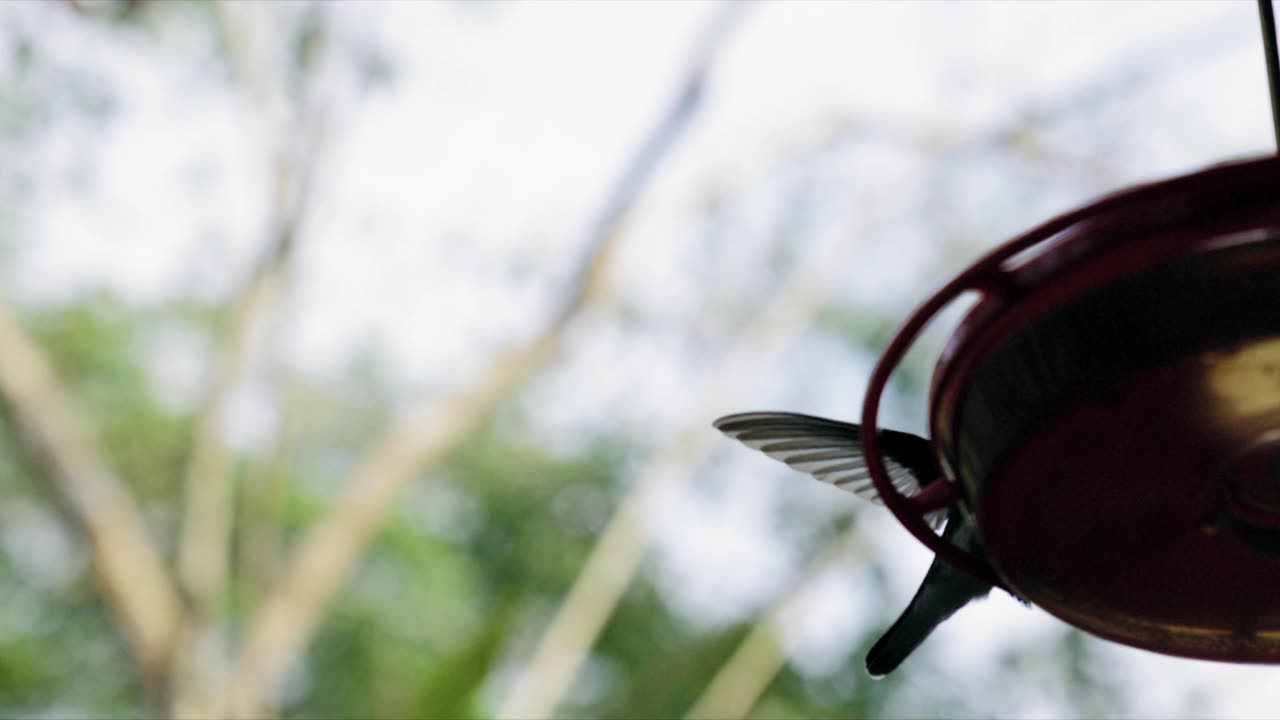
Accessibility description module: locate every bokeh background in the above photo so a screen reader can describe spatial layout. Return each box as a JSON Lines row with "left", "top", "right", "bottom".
{"left": 4, "top": 1, "right": 1280, "bottom": 718}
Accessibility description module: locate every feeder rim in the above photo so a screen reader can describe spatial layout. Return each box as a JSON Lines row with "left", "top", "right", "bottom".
{"left": 859, "top": 155, "right": 1280, "bottom": 590}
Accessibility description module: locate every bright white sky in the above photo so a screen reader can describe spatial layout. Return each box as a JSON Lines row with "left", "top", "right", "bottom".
{"left": 7, "top": 1, "right": 1280, "bottom": 717}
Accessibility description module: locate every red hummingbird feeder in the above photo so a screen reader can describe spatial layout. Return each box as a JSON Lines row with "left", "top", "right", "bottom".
{"left": 859, "top": 5, "right": 1280, "bottom": 663}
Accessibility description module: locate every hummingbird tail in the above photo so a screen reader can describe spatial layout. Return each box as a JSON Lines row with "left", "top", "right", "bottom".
{"left": 864, "top": 597, "right": 937, "bottom": 678}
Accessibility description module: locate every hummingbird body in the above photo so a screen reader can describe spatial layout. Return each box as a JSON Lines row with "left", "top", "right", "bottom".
{"left": 714, "top": 411, "right": 1007, "bottom": 676}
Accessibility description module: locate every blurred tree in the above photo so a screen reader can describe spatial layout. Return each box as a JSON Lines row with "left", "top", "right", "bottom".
{"left": 0, "top": 1, "right": 1258, "bottom": 719}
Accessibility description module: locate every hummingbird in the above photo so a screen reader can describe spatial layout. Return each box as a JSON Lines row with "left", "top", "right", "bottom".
{"left": 713, "top": 411, "right": 997, "bottom": 676}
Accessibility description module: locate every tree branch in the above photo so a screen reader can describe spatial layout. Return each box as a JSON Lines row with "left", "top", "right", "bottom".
{"left": 170, "top": 181, "right": 306, "bottom": 720}
{"left": 0, "top": 299, "right": 182, "bottom": 692}
{"left": 224, "top": 5, "right": 750, "bottom": 715}
{"left": 171, "top": 4, "right": 330, "bottom": 717}
{"left": 176, "top": 0, "right": 322, "bottom": 618}
{"left": 174, "top": 228, "right": 298, "bottom": 611}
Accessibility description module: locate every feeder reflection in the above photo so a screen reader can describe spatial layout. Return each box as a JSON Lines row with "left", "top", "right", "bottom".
{"left": 1205, "top": 337, "right": 1280, "bottom": 421}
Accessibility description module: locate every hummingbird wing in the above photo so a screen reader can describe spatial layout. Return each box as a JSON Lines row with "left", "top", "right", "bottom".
{"left": 864, "top": 505, "right": 992, "bottom": 677}
{"left": 712, "top": 412, "right": 940, "bottom": 519}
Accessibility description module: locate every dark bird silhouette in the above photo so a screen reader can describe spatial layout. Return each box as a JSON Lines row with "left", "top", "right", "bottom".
{"left": 713, "top": 411, "right": 995, "bottom": 676}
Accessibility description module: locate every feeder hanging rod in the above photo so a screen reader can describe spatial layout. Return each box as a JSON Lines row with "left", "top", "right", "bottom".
{"left": 1259, "top": 0, "right": 1280, "bottom": 150}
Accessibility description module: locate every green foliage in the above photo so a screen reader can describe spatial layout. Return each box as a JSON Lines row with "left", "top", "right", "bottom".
{"left": 0, "top": 584, "right": 142, "bottom": 718}
{"left": 0, "top": 292, "right": 1132, "bottom": 719}
{"left": 26, "top": 297, "right": 198, "bottom": 502}
{"left": 286, "top": 426, "right": 630, "bottom": 719}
